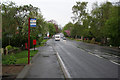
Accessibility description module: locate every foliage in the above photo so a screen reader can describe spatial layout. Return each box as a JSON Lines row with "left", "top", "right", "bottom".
{"left": 63, "top": 1, "right": 120, "bottom": 47}
{"left": 47, "top": 23, "right": 56, "bottom": 37}
{"left": 104, "top": 6, "right": 120, "bottom": 46}
{"left": 90, "top": 38, "right": 95, "bottom": 44}
{"left": 62, "top": 22, "right": 74, "bottom": 37}
{"left": 4, "top": 55, "right": 17, "bottom": 64}
{"left": 1, "top": 1, "right": 58, "bottom": 48}
{"left": 2, "top": 50, "right": 38, "bottom": 64}
{"left": 6, "top": 45, "right": 12, "bottom": 51}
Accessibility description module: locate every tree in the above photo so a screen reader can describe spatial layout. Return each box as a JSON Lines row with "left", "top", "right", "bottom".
{"left": 105, "top": 5, "right": 120, "bottom": 46}
{"left": 91, "top": 2, "right": 112, "bottom": 43}
{"left": 72, "top": 2, "right": 88, "bottom": 23}
{"left": 47, "top": 23, "right": 56, "bottom": 37}
{"left": 72, "top": 1, "right": 88, "bottom": 38}
{"left": 2, "top": 2, "right": 19, "bottom": 47}
{"left": 2, "top": 1, "right": 57, "bottom": 48}
{"left": 62, "top": 22, "right": 74, "bottom": 37}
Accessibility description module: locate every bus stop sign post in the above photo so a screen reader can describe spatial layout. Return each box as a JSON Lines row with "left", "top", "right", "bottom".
{"left": 28, "top": 18, "right": 36, "bottom": 64}
{"left": 28, "top": 18, "right": 30, "bottom": 64}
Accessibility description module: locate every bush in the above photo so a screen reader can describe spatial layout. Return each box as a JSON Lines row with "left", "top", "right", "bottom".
{"left": 6, "top": 45, "right": 12, "bottom": 51}
{"left": 6, "top": 55, "right": 17, "bottom": 64}
{"left": 13, "top": 47, "right": 19, "bottom": 51}
{"left": 38, "top": 37, "right": 43, "bottom": 45}
{"left": 90, "top": 38, "right": 95, "bottom": 44}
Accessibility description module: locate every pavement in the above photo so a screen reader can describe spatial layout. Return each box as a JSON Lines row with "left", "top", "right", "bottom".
{"left": 23, "top": 41, "right": 64, "bottom": 78}
{"left": 15, "top": 40, "right": 64, "bottom": 80}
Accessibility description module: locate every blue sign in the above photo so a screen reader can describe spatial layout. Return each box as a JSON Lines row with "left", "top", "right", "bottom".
{"left": 30, "top": 18, "right": 36, "bottom": 27}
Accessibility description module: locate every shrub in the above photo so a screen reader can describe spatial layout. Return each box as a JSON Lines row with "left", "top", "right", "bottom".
{"left": 38, "top": 37, "right": 43, "bottom": 44}
{"left": 90, "top": 38, "right": 95, "bottom": 44}
{"left": 13, "top": 47, "right": 19, "bottom": 51}
{"left": 6, "top": 45, "right": 12, "bottom": 51}
{"left": 6, "top": 55, "right": 17, "bottom": 64}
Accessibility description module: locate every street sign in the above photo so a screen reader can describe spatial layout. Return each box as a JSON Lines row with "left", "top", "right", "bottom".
{"left": 30, "top": 18, "right": 36, "bottom": 27}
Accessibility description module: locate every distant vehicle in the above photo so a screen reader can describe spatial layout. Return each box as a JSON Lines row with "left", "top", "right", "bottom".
{"left": 61, "top": 36, "right": 63, "bottom": 39}
{"left": 55, "top": 35, "right": 60, "bottom": 41}
{"left": 44, "top": 36, "right": 49, "bottom": 39}
{"left": 63, "top": 37, "right": 66, "bottom": 40}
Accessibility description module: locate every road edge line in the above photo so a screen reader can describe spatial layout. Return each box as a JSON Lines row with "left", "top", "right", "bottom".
{"left": 56, "top": 52, "right": 71, "bottom": 78}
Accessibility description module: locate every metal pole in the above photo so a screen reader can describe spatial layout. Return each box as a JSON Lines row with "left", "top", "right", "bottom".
{"left": 34, "top": 45, "right": 35, "bottom": 51}
{"left": 28, "top": 18, "right": 30, "bottom": 64}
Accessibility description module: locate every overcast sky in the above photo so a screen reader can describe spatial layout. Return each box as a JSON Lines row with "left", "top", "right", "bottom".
{"left": 2, "top": 0, "right": 119, "bottom": 27}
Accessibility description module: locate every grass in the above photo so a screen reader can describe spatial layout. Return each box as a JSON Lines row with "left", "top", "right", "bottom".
{"left": 2, "top": 50, "right": 38, "bottom": 65}
{"left": 2, "top": 39, "right": 48, "bottom": 65}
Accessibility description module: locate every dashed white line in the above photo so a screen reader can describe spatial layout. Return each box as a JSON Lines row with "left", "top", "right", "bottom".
{"left": 110, "top": 60, "right": 120, "bottom": 65}
{"left": 88, "top": 52, "right": 120, "bottom": 65}
{"left": 94, "top": 54, "right": 103, "bottom": 58}
{"left": 80, "top": 49, "right": 85, "bottom": 52}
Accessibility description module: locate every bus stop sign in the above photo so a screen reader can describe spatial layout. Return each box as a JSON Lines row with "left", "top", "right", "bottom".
{"left": 30, "top": 18, "right": 36, "bottom": 27}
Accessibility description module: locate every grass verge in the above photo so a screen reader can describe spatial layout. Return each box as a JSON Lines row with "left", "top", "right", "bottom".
{"left": 2, "top": 50, "right": 38, "bottom": 65}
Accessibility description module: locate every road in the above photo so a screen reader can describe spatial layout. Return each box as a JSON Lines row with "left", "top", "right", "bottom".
{"left": 49, "top": 33, "right": 119, "bottom": 79}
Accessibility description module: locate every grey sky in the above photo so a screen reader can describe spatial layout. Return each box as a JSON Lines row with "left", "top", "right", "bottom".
{"left": 2, "top": 0, "right": 119, "bottom": 27}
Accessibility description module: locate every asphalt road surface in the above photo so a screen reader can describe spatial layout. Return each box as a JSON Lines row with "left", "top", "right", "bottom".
{"left": 50, "top": 33, "right": 119, "bottom": 79}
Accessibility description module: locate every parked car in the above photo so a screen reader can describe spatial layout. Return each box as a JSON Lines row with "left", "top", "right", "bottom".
{"left": 44, "top": 36, "right": 49, "bottom": 39}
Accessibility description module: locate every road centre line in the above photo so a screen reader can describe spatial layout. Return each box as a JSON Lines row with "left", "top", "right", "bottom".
{"left": 110, "top": 60, "right": 120, "bottom": 66}
{"left": 94, "top": 54, "right": 103, "bottom": 58}
{"left": 80, "top": 48, "right": 85, "bottom": 52}
{"left": 88, "top": 52, "right": 120, "bottom": 66}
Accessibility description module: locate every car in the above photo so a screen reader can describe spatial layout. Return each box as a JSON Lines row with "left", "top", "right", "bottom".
{"left": 63, "top": 37, "right": 66, "bottom": 40}
{"left": 44, "top": 36, "right": 49, "bottom": 39}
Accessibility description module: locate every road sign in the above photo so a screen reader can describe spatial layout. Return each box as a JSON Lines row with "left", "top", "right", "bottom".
{"left": 30, "top": 18, "right": 36, "bottom": 27}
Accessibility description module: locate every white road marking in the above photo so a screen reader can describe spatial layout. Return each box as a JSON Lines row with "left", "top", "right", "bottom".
{"left": 56, "top": 52, "right": 71, "bottom": 78}
{"left": 110, "top": 60, "right": 120, "bottom": 65}
{"left": 80, "top": 49, "right": 85, "bottom": 52}
{"left": 88, "top": 52, "right": 120, "bottom": 66}
{"left": 88, "top": 52, "right": 94, "bottom": 55}
{"left": 94, "top": 54, "right": 103, "bottom": 58}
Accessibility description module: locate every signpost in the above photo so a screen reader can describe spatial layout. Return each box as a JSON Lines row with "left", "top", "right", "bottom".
{"left": 28, "top": 18, "right": 36, "bottom": 64}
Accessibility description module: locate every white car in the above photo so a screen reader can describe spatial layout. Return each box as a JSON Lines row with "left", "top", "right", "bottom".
{"left": 55, "top": 35, "right": 60, "bottom": 41}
